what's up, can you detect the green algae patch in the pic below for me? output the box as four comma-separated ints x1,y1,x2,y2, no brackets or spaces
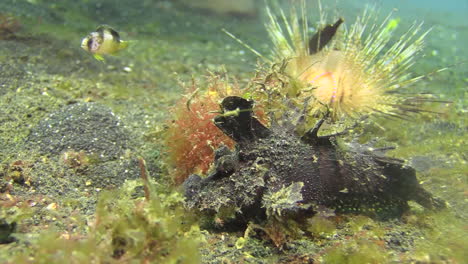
1,179,203,263
409,211,468,263
320,238,390,264
306,215,336,237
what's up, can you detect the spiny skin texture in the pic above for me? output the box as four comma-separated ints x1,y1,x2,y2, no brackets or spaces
183,97,444,221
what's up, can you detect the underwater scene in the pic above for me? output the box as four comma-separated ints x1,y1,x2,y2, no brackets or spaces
0,0,466,263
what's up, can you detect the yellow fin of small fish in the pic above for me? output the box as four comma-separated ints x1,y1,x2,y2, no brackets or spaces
93,54,105,62
118,40,129,51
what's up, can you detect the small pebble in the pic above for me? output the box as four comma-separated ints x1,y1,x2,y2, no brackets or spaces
46,203,58,210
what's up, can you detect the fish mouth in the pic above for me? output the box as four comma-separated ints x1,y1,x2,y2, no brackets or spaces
80,37,89,51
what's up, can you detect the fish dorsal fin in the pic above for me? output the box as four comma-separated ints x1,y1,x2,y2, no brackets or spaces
96,25,121,42
308,18,344,54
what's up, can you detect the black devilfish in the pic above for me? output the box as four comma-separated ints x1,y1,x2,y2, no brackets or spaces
183,96,445,222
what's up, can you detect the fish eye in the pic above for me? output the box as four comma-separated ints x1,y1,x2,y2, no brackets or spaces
87,39,94,50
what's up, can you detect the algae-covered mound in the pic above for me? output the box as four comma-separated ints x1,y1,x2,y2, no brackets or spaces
27,102,131,161
16,102,141,195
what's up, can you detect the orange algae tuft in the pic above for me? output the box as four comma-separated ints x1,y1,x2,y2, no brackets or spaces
164,78,241,185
